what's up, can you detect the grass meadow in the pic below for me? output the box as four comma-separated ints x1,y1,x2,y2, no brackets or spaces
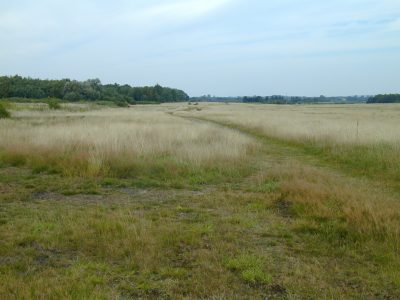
177,103,400,190
1,102,400,299
0,105,257,186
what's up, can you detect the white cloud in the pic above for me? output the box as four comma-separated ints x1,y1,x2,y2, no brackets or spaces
0,0,232,34
0,0,233,57
133,0,231,20
106,0,233,35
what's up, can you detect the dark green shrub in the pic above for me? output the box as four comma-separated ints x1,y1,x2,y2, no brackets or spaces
47,99,61,110
0,103,10,118
116,101,129,107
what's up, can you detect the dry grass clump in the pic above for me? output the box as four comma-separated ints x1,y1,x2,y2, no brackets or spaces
0,106,257,181
268,161,400,246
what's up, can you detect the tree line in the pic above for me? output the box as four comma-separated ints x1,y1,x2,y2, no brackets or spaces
191,95,369,104
191,95,370,104
0,75,189,104
242,95,371,104
367,94,400,103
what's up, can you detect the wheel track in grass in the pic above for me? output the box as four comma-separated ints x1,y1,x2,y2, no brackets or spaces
171,112,400,198
167,112,400,299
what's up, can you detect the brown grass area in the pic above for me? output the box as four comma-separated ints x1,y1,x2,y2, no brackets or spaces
0,106,257,182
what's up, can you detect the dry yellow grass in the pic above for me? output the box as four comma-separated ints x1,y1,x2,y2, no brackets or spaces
177,103,400,145
177,103,400,189
175,102,400,247
0,105,257,178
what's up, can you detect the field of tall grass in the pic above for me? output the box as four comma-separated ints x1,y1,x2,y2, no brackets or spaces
178,103,400,189
181,103,400,144
0,105,257,186
1,102,400,298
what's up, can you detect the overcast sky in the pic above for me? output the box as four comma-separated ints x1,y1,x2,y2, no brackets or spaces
1,0,399,96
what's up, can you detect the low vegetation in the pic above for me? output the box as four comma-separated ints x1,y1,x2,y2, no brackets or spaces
0,103,10,119
46,98,61,110
0,102,399,298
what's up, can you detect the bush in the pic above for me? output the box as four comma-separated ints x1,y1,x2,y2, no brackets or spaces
116,101,129,107
47,99,61,110
0,103,10,118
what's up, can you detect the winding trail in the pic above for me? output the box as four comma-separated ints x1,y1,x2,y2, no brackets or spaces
172,111,400,198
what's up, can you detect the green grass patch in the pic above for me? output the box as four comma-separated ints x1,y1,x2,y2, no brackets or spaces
226,254,272,285
0,148,255,189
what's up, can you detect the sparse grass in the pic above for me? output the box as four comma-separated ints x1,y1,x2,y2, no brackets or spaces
0,102,400,298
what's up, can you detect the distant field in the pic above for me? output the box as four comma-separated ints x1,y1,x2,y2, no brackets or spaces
179,103,400,144
0,102,399,299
